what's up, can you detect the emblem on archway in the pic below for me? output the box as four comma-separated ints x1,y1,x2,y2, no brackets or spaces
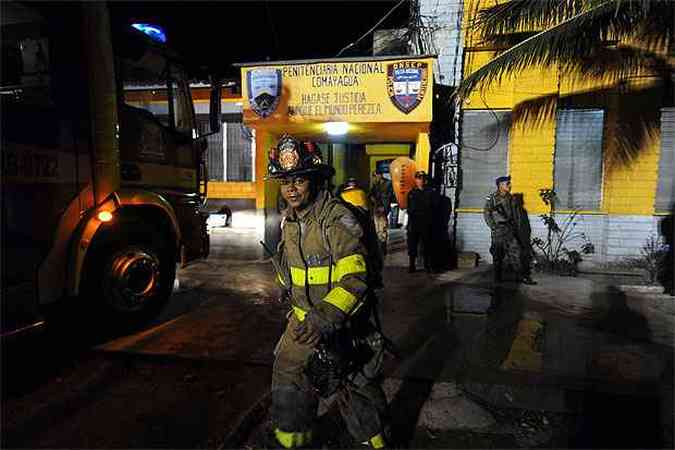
247,68,282,118
386,61,428,114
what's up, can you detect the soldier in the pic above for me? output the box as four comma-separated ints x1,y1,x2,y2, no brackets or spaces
406,171,437,273
483,176,536,284
266,134,388,449
369,169,393,216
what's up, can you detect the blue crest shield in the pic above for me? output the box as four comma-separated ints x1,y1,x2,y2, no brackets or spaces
387,62,428,114
247,68,282,118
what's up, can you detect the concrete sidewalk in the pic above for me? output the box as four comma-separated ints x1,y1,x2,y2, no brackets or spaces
231,245,674,448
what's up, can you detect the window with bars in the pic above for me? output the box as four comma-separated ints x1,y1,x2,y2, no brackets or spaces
459,110,510,208
554,109,605,210
196,115,254,182
655,107,674,213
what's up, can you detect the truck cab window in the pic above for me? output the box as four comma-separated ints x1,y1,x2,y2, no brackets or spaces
172,75,194,136
1,2,53,108
119,60,195,137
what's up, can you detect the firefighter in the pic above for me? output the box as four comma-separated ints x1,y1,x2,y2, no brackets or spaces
406,171,436,273
338,178,369,211
266,134,388,449
483,176,536,284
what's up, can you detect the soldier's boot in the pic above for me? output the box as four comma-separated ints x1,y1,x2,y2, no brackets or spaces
520,272,537,285
408,257,416,273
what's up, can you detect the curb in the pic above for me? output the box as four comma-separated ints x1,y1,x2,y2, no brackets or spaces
219,391,272,449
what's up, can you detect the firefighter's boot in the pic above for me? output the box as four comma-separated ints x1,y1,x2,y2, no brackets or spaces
362,432,387,449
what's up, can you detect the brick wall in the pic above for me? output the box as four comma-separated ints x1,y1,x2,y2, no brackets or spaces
456,211,662,264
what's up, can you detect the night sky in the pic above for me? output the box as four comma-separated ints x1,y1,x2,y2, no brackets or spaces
109,1,410,80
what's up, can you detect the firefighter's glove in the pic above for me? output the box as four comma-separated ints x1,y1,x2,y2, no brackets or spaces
294,302,345,346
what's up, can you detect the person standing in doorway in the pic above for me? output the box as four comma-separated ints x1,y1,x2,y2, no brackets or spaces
483,176,536,284
369,169,395,226
406,171,436,273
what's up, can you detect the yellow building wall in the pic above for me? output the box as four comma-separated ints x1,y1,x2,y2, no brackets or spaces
462,0,664,216
603,130,661,215
415,132,431,175
366,143,410,179
256,131,276,210
208,182,256,199
509,120,556,213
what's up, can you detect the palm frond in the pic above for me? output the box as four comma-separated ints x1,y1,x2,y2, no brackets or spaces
475,0,672,50
633,1,675,51
458,1,653,98
475,0,582,37
478,31,538,50
511,92,559,127
572,45,673,84
510,82,666,166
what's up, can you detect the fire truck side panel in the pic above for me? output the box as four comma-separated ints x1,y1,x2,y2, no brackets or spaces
1,4,98,331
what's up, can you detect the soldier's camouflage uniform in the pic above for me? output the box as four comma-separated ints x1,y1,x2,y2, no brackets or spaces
272,190,387,447
483,191,522,279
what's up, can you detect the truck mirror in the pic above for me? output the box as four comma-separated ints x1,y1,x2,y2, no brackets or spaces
209,81,222,134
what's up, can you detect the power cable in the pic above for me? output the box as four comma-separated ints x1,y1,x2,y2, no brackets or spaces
457,89,502,152
265,0,280,59
336,0,408,57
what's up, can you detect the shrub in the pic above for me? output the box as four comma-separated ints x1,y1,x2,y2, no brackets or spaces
531,188,595,276
622,235,669,284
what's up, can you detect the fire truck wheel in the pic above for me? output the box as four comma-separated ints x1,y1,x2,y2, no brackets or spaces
82,226,176,330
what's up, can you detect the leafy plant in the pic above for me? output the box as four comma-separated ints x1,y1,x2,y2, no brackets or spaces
622,234,669,284
531,188,595,276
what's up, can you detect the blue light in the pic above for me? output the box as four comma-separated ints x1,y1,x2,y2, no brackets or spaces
131,23,167,43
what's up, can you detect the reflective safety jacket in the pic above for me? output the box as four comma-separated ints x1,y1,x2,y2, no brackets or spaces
277,190,369,322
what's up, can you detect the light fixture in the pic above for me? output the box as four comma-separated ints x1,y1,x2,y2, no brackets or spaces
97,211,113,222
324,122,349,136
131,23,167,43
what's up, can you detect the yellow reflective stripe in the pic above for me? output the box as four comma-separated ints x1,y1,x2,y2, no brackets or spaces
335,254,367,281
290,265,339,286
307,266,331,285
277,273,287,287
323,286,358,314
289,254,366,287
292,305,307,322
367,433,386,449
274,428,312,448
290,266,306,286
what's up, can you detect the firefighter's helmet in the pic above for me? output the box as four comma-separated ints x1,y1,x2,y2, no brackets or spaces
266,134,335,180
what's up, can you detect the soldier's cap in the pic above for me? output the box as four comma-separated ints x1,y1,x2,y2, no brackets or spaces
265,134,335,180
495,175,511,186
414,170,428,179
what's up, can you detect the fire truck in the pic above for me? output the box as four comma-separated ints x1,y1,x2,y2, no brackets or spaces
1,3,221,336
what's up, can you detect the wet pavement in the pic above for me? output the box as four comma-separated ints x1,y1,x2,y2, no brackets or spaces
3,225,673,448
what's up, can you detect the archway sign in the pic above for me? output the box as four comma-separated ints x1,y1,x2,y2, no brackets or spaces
237,55,434,146
235,55,434,245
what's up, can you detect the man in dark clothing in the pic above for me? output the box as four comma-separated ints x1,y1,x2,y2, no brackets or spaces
369,170,394,216
406,171,437,273
483,176,536,284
